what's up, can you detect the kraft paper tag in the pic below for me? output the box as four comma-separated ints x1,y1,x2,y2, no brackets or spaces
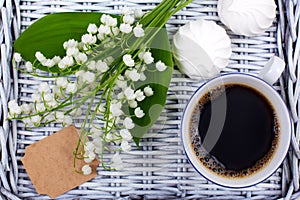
21,125,99,198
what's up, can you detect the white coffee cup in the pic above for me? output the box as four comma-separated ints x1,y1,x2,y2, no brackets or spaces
181,73,291,188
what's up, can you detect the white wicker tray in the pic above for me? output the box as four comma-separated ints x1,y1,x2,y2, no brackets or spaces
1,0,300,199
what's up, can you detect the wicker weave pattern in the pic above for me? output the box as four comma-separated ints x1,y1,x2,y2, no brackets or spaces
0,0,299,199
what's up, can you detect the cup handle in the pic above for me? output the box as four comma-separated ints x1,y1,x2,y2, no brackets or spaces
258,56,285,85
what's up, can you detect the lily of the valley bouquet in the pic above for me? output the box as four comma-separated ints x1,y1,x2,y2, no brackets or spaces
9,0,192,174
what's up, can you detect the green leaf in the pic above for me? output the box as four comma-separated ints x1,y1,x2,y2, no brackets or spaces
129,28,173,145
14,12,173,146
14,12,119,74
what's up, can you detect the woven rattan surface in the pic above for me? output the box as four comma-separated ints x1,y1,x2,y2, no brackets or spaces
1,0,300,199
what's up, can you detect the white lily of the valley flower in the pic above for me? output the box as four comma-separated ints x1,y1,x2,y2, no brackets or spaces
133,24,145,38
31,115,42,126
135,89,145,102
116,76,127,89
58,56,74,69
107,16,118,27
43,59,55,67
38,82,51,93
134,9,145,19
111,153,123,170
13,52,22,62
123,15,134,25
87,61,96,71
124,87,136,100
134,107,145,118
144,85,154,96
123,117,135,130
75,53,88,64
84,141,96,152
8,100,19,109
55,111,65,122
25,61,33,72
84,151,96,163
35,51,47,63
112,27,120,36
97,33,105,41
44,93,54,102
123,54,135,67
52,56,61,64
21,103,33,114
66,47,79,57
121,140,131,152
82,164,92,175
44,113,55,122
63,39,78,49
110,101,122,117
96,60,109,72
87,23,98,34
142,52,154,64
120,23,132,34
22,118,34,127
8,100,21,116
35,103,46,112
126,69,140,81
82,71,95,83
31,92,42,102
56,77,68,88
128,100,138,108
156,60,167,71
81,33,97,45
63,115,73,125
66,82,77,94
98,24,111,35
120,129,133,141
122,6,131,15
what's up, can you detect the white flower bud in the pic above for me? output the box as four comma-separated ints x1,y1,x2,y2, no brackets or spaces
133,24,145,38
66,82,77,94
38,82,51,93
135,89,145,102
127,69,140,81
66,47,79,57
120,23,132,34
75,53,88,64
111,153,123,170
121,140,131,152
56,77,68,88
87,23,98,34
98,24,111,35
128,100,137,108
35,51,47,63
142,52,154,64
134,9,144,19
25,62,33,72
123,15,134,25
123,117,135,129
13,53,22,62
81,34,97,45
96,60,109,72
134,107,145,118
82,164,92,175
120,128,133,141
123,54,134,67
144,86,154,96
155,60,167,71
124,87,136,100
63,39,78,49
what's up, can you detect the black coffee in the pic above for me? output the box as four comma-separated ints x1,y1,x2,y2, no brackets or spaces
190,83,279,178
